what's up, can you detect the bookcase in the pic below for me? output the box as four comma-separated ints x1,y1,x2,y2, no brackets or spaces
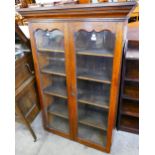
117,40,139,134
117,20,139,134
17,2,136,152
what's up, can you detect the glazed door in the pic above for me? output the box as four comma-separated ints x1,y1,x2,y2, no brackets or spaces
29,22,72,138
69,22,123,151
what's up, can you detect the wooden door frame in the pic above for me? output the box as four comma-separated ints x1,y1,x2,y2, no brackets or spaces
28,21,72,139
68,20,125,152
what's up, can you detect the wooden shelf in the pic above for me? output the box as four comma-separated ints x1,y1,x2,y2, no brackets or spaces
121,99,139,118
44,85,67,99
48,102,68,119
121,111,139,118
126,49,139,60
78,93,109,110
79,110,108,131
77,71,111,84
76,49,113,58
38,48,64,53
120,115,139,134
78,100,109,110
122,95,139,102
119,126,139,134
77,80,110,110
48,115,69,134
126,40,139,60
78,124,107,146
121,106,139,117
41,64,66,77
125,59,139,80
125,77,139,83
123,81,139,99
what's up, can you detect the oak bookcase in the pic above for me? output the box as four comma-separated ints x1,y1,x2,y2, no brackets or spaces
17,2,136,152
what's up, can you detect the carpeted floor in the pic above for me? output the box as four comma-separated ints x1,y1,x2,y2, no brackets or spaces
15,113,139,155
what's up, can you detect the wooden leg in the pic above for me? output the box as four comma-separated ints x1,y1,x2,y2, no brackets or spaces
15,104,37,142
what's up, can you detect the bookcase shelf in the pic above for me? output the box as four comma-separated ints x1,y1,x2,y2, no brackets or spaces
120,115,139,133
41,64,66,77
48,101,69,119
77,71,111,84
44,85,67,99
78,109,108,131
121,100,139,118
48,115,69,134
78,124,107,146
122,95,139,102
76,49,114,58
38,48,64,53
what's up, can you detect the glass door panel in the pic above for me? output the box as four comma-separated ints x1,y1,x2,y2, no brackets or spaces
75,30,115,56
34,29,69,134
74,29,116,147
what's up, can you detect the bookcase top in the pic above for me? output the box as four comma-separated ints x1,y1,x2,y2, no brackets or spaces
16,2,137,20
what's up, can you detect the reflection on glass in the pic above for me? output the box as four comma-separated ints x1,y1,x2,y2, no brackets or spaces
35,29,64,51
75,30,115,55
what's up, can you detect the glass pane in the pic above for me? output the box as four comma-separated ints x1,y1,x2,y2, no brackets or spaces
75,29,115,147
35,29,64,51
75,30,115,56
38,52,66,76
34,29,69,134
78,80,110,109
77,55,113,83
